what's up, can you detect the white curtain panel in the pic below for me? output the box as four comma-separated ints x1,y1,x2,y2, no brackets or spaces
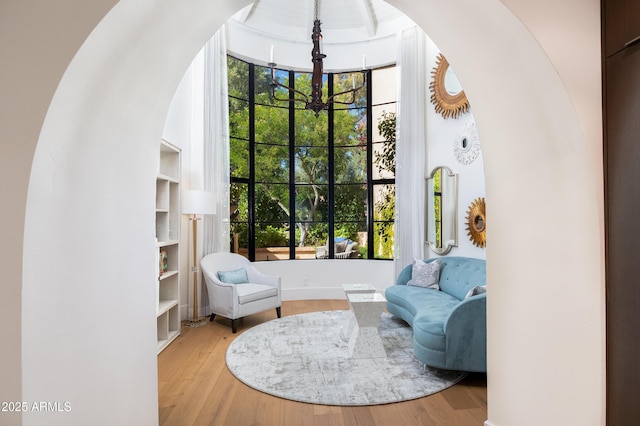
203,26,231,254
394,26,428,278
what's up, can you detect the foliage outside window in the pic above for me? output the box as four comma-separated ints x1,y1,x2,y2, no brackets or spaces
432,167,442,248
228,56,396,260
374,111,396,259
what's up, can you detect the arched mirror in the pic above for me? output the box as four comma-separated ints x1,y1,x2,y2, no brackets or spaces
426,166,458,255
429,53,470,119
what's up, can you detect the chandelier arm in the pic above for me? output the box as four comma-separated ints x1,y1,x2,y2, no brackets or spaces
270,68,310,104
272,93,310,104
271,85,310,104
325,85,365,105
324,71,366,105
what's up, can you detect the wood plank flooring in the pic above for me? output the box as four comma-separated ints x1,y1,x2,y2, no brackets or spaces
158,300,487,426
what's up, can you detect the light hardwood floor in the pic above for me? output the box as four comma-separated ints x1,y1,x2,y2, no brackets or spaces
158,299,487,426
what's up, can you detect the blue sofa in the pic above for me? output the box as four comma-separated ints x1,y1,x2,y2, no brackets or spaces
385,257,487,372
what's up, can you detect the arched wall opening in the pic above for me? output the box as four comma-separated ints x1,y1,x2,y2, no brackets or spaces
18,0,603,425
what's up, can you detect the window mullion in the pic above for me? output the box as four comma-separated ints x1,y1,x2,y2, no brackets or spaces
289,70,296,259
248,64,256,261
366,69,374,260
328,73,335,258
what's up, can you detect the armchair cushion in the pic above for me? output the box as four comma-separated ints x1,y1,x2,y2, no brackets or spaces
217,267,249,284
237,284,278,304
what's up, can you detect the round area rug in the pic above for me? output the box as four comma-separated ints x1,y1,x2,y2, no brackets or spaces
225,310,467,406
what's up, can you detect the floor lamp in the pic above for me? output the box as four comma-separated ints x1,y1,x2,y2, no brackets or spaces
181,190,216,328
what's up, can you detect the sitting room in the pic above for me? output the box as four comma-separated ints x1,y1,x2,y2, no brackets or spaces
154,5,492,420
2,0,611,425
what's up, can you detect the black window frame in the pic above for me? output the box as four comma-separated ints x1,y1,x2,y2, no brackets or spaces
228,56,395,261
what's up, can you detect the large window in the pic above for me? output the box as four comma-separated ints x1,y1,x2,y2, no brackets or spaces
228,56,396,260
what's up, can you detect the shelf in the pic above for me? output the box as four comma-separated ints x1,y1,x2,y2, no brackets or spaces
157,173,179,183
158,299,179,315
159,270,178,281
157,330,180,354
156,140,180,354
157,240,179,248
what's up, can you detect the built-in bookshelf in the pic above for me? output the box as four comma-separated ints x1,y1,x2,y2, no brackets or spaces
156,140,181,353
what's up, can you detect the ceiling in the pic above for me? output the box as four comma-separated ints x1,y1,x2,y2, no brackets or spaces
226,0,417,71
230,0,415,44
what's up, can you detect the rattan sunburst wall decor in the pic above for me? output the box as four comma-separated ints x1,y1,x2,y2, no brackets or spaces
429,53,470,119
465,197,486,248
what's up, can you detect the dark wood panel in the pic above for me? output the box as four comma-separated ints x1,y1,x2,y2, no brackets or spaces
605,42,640,425
604,0,640,57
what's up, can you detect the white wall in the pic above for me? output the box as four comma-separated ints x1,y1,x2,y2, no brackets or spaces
0,0,603,425
0,2,120,421
425,37,487,260
161,49,206,320
20,1,249,424
254,260,395,300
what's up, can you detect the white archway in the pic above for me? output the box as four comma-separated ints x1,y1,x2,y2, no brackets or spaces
20,0,603,425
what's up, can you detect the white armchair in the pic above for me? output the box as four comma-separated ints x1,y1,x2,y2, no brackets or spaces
201,252,281,333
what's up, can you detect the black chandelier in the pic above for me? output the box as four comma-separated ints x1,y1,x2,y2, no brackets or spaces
268,0,366,117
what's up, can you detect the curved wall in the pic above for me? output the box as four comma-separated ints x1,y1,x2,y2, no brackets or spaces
0,0,602,425
226,17,414,72
254,259,395,300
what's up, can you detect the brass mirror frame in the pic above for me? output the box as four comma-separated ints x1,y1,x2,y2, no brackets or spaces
426,166,458,255
465,197,486,248
429,53,470,119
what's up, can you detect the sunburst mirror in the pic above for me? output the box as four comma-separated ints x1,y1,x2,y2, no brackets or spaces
429,53,470,119
454,122,481,165
465,197,486,248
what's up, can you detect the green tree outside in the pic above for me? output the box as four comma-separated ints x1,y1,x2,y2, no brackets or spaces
228,57,394,259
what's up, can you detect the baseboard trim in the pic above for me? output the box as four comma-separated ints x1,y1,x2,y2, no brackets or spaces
283,287,350,300
484,420,494,426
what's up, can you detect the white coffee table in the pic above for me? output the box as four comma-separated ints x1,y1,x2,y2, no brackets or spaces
346,292,387,358
342,283,376,294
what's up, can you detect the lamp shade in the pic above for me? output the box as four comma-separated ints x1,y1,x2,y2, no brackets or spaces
181,190,216,215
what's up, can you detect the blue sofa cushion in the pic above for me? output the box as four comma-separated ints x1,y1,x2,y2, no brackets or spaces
386,285,459,324
413,316,448,352
437,257,486,300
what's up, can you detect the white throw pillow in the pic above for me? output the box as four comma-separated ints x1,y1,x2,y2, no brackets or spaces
407,259,441,289
465,285,487,298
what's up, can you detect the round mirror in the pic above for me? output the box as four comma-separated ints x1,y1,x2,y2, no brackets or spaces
444,66,463,96
454,121,481,165
429,53,470,119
